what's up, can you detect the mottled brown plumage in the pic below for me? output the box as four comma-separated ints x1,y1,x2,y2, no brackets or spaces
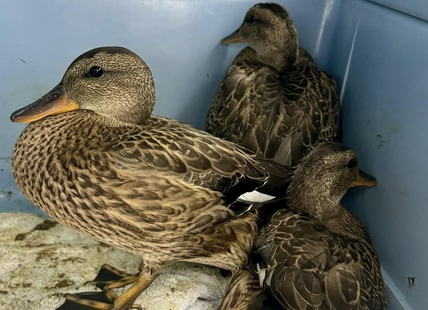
249,142,386,310
10,46,293,310
206,3,340,166
219,269,282,310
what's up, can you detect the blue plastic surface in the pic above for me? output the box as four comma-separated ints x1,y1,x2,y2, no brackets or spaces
328,1,427,309
1,0,427,309
367,0,428,23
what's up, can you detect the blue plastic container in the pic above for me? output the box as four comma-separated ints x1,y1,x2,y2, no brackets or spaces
1,1,426,309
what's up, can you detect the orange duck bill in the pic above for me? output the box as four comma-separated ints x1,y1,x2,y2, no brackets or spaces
221,29,246,45
351,169,377,187
10,84,79,123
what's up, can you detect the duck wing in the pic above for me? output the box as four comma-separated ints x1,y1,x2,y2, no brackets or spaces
88,116,292,219
251,209,385,310
206,59,280,157
219,269,282,310
206,48,340,166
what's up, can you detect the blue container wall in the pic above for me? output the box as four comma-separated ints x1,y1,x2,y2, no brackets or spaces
327,1,428,310
0,0,426,309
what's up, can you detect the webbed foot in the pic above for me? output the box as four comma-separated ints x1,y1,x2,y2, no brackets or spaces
86,264,139,290
56,263,155,310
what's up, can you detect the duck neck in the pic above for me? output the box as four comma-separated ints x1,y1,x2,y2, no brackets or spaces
287,171,371,243
93,89,155,126
288,182,371,243
256,44,298,72
287,167,340,221
324,206,372,243
248,24,299,72
96,108,152,127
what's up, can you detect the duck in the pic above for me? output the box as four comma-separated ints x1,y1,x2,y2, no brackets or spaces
205,3,340,167
218,269,282,310
244,142,386,310
10,46,294,310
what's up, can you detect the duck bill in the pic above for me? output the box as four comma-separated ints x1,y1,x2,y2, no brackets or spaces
221,29,246,45
10,84,79,123
351,169,377,187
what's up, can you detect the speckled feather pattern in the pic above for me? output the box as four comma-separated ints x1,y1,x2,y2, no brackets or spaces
9,45,299,310
206,47,340,165
252,208,386,310
249,143,386,310
11,110,291,272
218,269,281,310
206,2,340,166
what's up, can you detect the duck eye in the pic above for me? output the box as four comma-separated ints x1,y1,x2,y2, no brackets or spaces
246,15,257,23
347,158,358,169
89,66,103,78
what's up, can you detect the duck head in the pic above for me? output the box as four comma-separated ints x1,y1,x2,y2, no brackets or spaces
222,3,298,72
287,142,377,221
10,46,155,125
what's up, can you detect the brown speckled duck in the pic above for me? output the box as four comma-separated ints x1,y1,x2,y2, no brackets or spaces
218,269,282,310
206,3,340,166
222,142,385,310
10,46,294,310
